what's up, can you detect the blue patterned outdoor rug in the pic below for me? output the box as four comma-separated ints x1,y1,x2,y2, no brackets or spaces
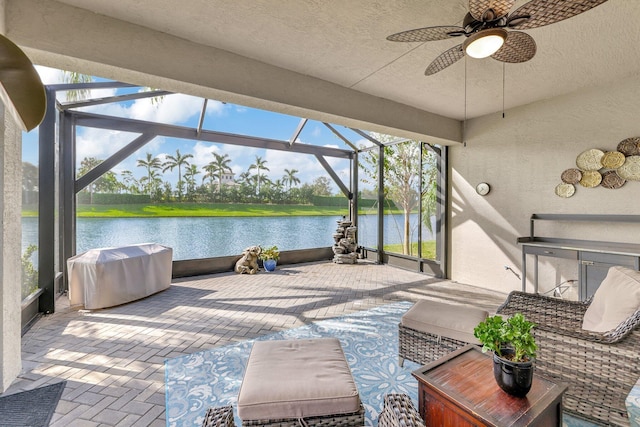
165,301,596,427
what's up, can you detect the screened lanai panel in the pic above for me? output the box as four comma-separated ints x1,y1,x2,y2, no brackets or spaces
356,196,378,249
356,137,442,262
22,128,40,300
73,91,213,129
204,104,304,141
297,121,365,151
383,141,421,256
45,73,447,276
73,127,352,260
421,144,439,260
357,141,376,250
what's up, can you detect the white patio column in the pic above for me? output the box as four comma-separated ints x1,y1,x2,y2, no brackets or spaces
0,100,23,392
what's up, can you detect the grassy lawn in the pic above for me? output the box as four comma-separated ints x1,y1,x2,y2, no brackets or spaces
70,203,350,218
384,241,437,260
22,202,404,218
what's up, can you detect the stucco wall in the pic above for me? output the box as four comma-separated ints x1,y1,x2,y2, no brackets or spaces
449,73,640,298
0,102,23,392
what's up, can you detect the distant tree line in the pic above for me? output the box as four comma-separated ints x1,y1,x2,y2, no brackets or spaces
22,151,337,205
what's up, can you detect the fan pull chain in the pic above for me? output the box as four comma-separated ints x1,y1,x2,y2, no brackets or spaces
502,62,506,119
463,56,467,147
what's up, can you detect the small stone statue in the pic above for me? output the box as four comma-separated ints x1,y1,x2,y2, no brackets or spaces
235,245,262,274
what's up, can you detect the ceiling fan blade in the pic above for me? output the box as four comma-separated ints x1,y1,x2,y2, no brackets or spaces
508,0,609,30
469,0,516,21
387,26,465,43
491,31,537,63
425,44,465,76
0,34,46,131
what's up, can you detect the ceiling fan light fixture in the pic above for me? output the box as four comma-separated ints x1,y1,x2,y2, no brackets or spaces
463,28,507,59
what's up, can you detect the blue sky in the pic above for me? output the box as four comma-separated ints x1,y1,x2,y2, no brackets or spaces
23,66,379,193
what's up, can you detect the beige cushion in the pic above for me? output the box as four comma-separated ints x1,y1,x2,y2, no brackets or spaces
582,266,640,333
401,299,488,344
237,338,360,421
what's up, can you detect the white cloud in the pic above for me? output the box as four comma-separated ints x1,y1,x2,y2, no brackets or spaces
76,129,141,167
136,136,165,154
128,93,202,124
191,142,218,168
206,100,226,116
323,143,340,149
75,130,172,179
72,89,223,180
34,66,65,84
223,145,262,172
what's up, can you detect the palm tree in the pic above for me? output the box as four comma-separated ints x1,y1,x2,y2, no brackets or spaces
236,171,256,203
202,163,216,200
202,164,216,186
248,155,269,196
162,149,193,201
63,71,164,104
140,169,162,200
63,71,93,102
205,153,232,197
77,156,103,203
237,171,253,185
283,168,300,192
270,178,285,203
120,170,141,194
137,152,162,195
183,164,200,201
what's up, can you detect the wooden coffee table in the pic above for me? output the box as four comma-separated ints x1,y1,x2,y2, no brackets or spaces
412,345,567,427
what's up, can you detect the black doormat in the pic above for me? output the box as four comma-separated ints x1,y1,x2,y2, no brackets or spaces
0,381,66,426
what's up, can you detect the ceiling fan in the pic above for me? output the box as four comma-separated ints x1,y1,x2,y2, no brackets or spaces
387,0,609,76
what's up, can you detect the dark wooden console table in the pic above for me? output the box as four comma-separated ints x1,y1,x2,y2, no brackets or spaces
412,345,566,427
519,214,640,300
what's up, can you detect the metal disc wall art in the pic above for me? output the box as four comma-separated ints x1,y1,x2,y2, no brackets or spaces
617,156,640,181
561,168,582,184
601,151,625,169
579,170,602,188
575,149,604,171
555,183,575,198
600,171,626,189
617,137,640,156
556,137,640,197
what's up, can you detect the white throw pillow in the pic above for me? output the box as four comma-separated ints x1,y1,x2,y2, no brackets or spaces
582,266,640,333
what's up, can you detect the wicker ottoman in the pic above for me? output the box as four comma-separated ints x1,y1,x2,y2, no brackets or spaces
399,299,488,366
237,338,364,427
202,406,236,427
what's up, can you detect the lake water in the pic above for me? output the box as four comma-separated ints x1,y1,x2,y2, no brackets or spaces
22,214,434,260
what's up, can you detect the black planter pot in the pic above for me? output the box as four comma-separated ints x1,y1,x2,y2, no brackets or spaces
492,349,534,397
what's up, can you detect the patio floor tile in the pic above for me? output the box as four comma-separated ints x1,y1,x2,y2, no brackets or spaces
9,261,506,426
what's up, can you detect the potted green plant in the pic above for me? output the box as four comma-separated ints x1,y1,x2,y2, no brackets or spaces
473,313,537,397
259,245,279,272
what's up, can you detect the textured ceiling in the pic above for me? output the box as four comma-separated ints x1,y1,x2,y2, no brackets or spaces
41,0,640,120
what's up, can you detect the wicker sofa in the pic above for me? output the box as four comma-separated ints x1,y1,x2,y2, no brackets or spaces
497,290,640,426
378,394,424,427
398,299,488,367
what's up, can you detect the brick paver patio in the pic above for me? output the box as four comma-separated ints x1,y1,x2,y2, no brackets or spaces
9,261,507,426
